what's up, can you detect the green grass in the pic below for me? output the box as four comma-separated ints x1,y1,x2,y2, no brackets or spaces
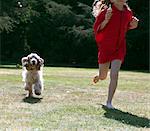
0,66,150,130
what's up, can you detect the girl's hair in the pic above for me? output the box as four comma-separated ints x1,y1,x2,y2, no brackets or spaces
92,0,131,18
92,0,110,17
124,3,131,11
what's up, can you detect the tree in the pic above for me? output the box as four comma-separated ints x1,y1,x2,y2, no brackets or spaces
0,0,148,69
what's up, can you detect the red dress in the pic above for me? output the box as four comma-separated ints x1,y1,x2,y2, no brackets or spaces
93,5,133,64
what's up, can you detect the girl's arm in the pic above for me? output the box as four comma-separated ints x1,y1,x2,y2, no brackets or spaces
128,16,139,30
93,10,106,34
96,6,112,32
97,18,109,31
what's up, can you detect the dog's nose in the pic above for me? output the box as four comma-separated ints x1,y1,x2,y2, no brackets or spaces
32,60,36,65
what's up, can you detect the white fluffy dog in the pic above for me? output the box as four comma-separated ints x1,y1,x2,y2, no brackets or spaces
21,53,44,97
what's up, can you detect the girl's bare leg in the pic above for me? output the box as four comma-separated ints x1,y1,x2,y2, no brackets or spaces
93,62,110,83
106,59,122,109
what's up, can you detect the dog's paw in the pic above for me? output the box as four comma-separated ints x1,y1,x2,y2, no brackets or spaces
35,90,41,95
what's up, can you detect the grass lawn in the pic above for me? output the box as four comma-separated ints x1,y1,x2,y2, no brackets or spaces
0,66,149,130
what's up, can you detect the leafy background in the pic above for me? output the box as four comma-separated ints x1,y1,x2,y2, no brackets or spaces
0,0,149,69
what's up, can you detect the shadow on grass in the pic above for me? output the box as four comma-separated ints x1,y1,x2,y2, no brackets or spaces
102,105,150,128
23,97,43,104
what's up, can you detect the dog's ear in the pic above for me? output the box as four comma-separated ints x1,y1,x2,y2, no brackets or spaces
36,58,44,70
39,58,44,66
21,57,28,66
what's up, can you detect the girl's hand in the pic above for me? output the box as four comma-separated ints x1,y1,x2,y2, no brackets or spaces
129,16,139,29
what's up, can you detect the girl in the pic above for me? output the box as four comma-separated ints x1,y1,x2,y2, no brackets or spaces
92,0,139,109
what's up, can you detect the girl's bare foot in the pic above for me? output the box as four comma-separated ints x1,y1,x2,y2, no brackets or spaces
106,102,115,109
93,75,99,83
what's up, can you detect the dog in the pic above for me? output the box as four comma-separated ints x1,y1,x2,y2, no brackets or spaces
21,53,44,97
